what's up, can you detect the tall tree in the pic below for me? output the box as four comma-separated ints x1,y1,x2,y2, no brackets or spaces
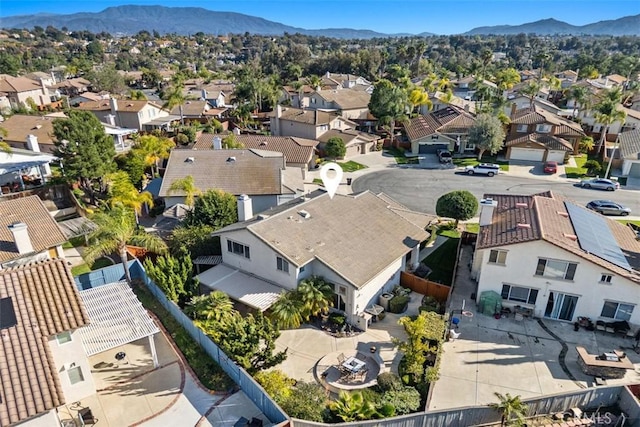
408,87,431,116
368,79,410,146
469,113,506,160
325,136,346,159
168,175,202,207
270,291,304,329
568,85,589,118
105,171,153,220
594,99,626,155
163,83,186,125
144,248,198,304
84,206,167,284
184,189,238,229
53,110,116,194
436,190,479,226
135,134,175,176
519,81,541,109
297,276,333,321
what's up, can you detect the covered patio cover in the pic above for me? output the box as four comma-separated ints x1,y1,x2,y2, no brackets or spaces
196,263,284,312
79,281,161,366
0,155,53,175
56,216,97,239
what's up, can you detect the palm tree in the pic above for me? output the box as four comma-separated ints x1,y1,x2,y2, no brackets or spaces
305,75,323,92
568,86,589,118
136,134,175,176
84,205,167,284
489,392,528,426
163,84,186,125
269,291,304,329
185,291,235,323
297,276,333,320
437,89,455,104
168,175,202,207
408,87,431,116
520,81,541,109
329,391,379,422
105,171,153,221
480,48,494,79
594,100,626,155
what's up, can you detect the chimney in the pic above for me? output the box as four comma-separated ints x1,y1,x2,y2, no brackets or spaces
276,104,282,118
479,198,498,226
8,223,34,254
510,103,518,117
109,97,118,115
237,194,253,221
26,134,40,152
106,114,116,126
212,136,222,150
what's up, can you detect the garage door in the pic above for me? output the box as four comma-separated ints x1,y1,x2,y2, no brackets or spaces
546,150,566,163
629,163,640,178
510,147,544,161
419,143,448,154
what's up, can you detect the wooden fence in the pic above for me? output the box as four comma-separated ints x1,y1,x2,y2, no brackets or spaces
400,271,451,303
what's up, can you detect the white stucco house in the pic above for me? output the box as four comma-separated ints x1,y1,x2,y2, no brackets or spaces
472,191,640,327
618,128,640,177
197,191,433,330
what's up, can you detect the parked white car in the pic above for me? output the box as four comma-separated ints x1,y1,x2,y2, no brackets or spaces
463,163,500,176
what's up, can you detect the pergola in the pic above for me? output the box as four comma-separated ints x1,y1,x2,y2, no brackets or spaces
78,281,160,367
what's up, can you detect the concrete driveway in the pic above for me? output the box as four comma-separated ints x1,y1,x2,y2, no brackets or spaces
429,242,640,411
506,160,566,181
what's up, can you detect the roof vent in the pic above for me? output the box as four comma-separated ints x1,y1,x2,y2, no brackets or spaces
563,233,578,241
298,210,311,219
257,214,269,220
515,202,528,208
557,211,569,217
226,156,236,163
185,157,195,163
35,124,42,129
260,141,268,146
517,223,531,229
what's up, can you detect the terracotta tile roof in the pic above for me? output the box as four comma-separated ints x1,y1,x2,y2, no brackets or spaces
404,106,475,142
477,192,640,283
170,100,211,117
314,89,371,110
619,128,640,159
0,259,89,426
194,134,318,164
159,149,286,197
511,106,584,135
506,133,574,151
317,129,379,146
53,78,91,90
77,99,162,113
0,114,58,146
0,196,67,263
276,106,337,125
215,191,430,288
0,75,43,93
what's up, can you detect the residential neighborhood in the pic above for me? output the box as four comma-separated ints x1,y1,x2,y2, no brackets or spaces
2,4,640,427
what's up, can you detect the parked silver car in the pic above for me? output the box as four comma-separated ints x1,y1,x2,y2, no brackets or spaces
579,178,620,191
586,200,631,216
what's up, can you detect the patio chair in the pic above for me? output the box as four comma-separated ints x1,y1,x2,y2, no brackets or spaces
78,408,98,426
357,367,369,381
337,353,346,364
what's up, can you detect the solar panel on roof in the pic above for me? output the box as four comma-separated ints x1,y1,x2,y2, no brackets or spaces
0,297,17,329
565,202,632,271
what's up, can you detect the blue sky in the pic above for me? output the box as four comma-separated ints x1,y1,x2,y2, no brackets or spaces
1,0,639,35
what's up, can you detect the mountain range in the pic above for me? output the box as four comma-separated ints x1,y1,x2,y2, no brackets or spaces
1,6,639,38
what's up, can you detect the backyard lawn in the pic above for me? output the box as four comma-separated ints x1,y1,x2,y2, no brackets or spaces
421,238,459,286
452,156,509,171
336,160,368,172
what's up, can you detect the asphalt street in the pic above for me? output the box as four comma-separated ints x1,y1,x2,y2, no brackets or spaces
352,168,640,216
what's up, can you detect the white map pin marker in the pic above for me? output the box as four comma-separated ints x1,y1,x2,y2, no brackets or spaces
319,162,343,199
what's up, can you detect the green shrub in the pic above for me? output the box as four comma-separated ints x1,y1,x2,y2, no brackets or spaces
328,312,346,326
381,386,421,415
388,295,410,313
254,369,295,404
584,159,602,176
279,382,328,422
376,372,403,392
175,133,189,145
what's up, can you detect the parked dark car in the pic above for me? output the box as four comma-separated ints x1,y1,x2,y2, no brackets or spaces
586,200,631,216
436,149,452,163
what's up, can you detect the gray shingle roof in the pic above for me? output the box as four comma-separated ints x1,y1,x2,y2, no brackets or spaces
506,133,574,151
194,134,318,164
619,128,640,159
158,149,287,197
404,106,475,142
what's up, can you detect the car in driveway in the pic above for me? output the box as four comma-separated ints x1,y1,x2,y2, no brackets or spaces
463,163,500,176
436,149,452,163
543,161,558,174
579,178,620,191
586,200,631,216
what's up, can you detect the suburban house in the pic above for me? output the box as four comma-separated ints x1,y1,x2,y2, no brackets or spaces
0,75,53,109
502,95,568,117
618,128,640,177
579,103,640,144
505,106,585,162
424,91,476,115
317,129,380,159
170,100,215,122
0,114,61,153
68,91,108,107
471,192,640,325
198,191,432,330
0,259,91,426
0,147,55,195
307,89,371,120
554,70,579,89
280,84,315,108
320,72,373,92
159,149,304,211
0,195,67,268
52,77,92,97
271,105,356,140
76,98,172,131
404,106,477,154
194,133,319,171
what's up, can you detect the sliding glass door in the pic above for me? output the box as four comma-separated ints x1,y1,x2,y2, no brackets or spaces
544,292,578,321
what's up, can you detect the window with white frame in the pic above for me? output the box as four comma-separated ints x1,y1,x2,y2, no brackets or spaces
56,331,72,345
536,124,552,133
535,258,577,280
516,124,528,133
276,256,289,273
599,274,613,284
501,284,538,304
68,366,85,385
227,239,250,259
601,301,634,321
488,249,507,265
